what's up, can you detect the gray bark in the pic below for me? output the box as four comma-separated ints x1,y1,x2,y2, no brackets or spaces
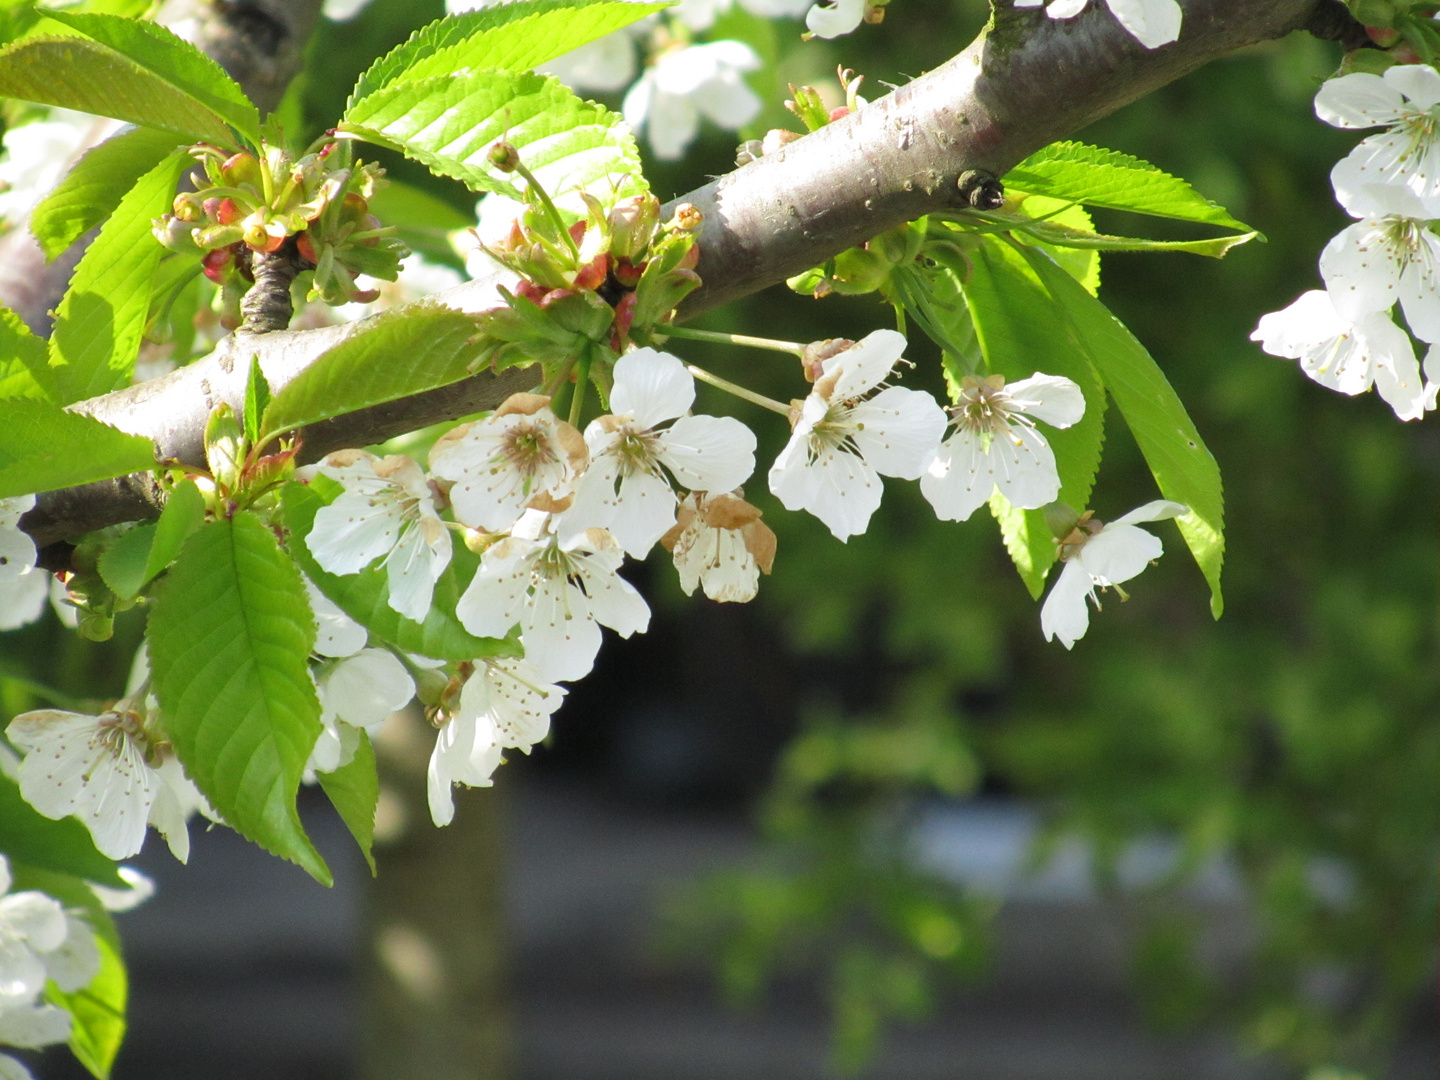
21,0,1346,548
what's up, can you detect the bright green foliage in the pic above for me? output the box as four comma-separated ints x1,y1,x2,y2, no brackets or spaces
28,126,183,261
962,236,1107,597
283,480,521,662
260,302,485,440
318,732,379,874
143,478,205,583
243,356,271,448
0,400,157,500
366,179,474,270
351,0,668,103
340,71,645,202
96,522,156,601
148,514,330,884
1011,195,1101,294
1005,141,1254,231
1022,246,1226,617
0,772,124,886
1014,214,1258,258
47,150,192,404
36,10,259,142
0,306,53,401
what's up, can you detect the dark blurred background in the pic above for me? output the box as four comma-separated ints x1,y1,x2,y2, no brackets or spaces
7,0,1438,1077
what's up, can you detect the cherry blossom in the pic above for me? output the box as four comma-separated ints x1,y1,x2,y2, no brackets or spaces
569,348,757,558
623,42,762,161
804,0,867,39
427,658,565,826
0,495,45,632
920,373,1085,522
1317,183,1440,343
660,491,776,602
429,394,588,534
1251,290,1426,421
456,511,650,683
1014,0,1181,50
307,450,453,623
1040,500,1187,649
6,695,207,862
1315,65,1440,219
768,329,946,541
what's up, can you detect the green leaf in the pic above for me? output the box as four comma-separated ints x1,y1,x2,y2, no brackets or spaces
244,355,271,447
260,301,485,440
1014,195,1101,294
0,36,238,145
0,400,156,500
29,126,183,261
961,236,1107,597
143,478,205,583
96,522,156,600
148,513,331,884
47,149,192,404
340,70,645,202
54,932,127,1080
1016,216,1258,258
10,864,129,1080
366,180,473,271
38,10,259,142
1020,245,1225,617
318,732,378,875
283,480,520,662
0,772,125,886
0,305,54,401
1005,141,1254,233
352,0,668,103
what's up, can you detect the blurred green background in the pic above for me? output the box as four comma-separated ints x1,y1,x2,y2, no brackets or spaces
3,1,1435,1077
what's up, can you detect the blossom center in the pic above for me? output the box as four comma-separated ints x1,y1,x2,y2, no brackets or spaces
496,421,561,489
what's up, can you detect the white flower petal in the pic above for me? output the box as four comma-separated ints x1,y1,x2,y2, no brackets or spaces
1040,559,1094,649
1315,72,1407,130
1079,522,1164,584
319,649,415,733
521,576,602,683
805,0,864,37
608,468,678,559
991,423,1064,510
43,914,99,993
849,386,947,480
1319,219,1403,320
456,538,534,640
657,414,757,493
304,577,367,658
609,348,695,429
0,1003,70,1049
1004,373,1086,428
825,329,907,401
1111,499,1188,526
1104,0,1181,49
920,429,991,522
1384,63,1440,111
0,569,48,632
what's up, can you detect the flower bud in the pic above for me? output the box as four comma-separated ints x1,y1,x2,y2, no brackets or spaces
215,198,244,226
195,222,245,249
153,215,199,252
221,151,262,190
488,140,521,173
172,192,205,222
608,194,660,260
201,246,235,283
295,231,318,265
670,203,703,232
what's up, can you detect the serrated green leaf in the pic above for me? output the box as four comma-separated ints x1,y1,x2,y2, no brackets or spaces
244,355,270,447
366,179,473,271
47,149,192,404
143,478,205,582
29,126,183,261
340,70,645,202
1015,195,1101,294
318,732,378,875
0,36,237,145
961,236,1107,597
0,305,54,401
0,400,156,500
283,480,520,662
39,10,259,142
1020,245,1225,617
148,514,331,884
352,0,668,103
1017,217,1258,258
1005,141,1253,233
0,772,125,886
260,301,485,440
96,522,155,600
50,933,126,1080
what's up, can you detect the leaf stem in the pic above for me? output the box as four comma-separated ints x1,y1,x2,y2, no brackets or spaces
661,324,807,357
686,364,792,416
513,160,580,263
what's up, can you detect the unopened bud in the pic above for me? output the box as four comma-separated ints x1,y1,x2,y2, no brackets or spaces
670,203,702,231
488,140,521,173
295,231,318,265
801,338,854,382
201,246,235,283
153,216,199,252
609,194,660,259
172,192,205,222
221,151,262,189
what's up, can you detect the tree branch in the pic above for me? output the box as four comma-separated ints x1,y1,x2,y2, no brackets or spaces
24,0,1327,548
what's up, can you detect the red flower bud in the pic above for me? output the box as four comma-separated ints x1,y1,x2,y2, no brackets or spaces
573,253,609,292
202,246,235,283
295,232,317,265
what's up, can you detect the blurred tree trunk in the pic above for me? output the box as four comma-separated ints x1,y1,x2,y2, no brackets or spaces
364,709,513,1080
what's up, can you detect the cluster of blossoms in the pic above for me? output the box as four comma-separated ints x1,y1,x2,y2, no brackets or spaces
1253,63,1440,420
0,855,101,1080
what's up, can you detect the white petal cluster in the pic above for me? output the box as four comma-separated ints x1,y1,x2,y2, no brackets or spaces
7,697,208,862
769,329,947,540
303,579,415,777
307,450,453,622
1013,0,1181,50
1254,64,1440,421
0,497,46,633
1040,500,1187,649
569,348,757,558
0,854,100,1079
921,373,1085,522
427,658,565,826
457,510,650,684
623,42,762,161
